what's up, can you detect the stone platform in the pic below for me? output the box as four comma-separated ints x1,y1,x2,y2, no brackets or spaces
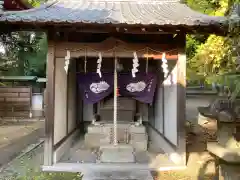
83,170,154,180
84,122,148,151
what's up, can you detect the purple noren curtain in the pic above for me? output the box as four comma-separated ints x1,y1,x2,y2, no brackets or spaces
77,72,157,104
118,72,157,104
77,72,114,104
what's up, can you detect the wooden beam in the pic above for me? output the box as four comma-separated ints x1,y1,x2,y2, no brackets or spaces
143,54,178,60
176,34,186,165
44,41,55,166
0,22,226,36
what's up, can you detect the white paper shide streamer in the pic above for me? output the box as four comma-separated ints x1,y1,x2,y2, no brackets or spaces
64,50,71,73
132,52,139,78
161,52,171,85
96,52,102,78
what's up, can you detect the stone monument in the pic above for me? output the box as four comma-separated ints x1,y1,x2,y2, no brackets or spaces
207,109,240,180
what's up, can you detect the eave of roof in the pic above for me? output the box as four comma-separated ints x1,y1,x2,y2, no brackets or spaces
0,0,229,34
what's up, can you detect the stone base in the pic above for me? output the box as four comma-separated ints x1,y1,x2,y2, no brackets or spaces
198,113,209,126
219,163,240,180
207,142,240,163
100,145,135,163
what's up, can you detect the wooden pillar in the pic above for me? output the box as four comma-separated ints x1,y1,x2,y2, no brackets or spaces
44,42,55,166
54,57,68,145
176,34,186,165
67,59,77,133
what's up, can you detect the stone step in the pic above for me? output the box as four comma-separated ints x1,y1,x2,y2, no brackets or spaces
85,124,148,149
82,170,154,180
99,145,135,163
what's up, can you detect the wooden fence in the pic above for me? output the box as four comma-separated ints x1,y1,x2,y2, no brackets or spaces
0,87,32,118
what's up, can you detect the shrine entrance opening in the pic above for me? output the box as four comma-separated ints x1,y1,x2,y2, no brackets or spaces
77,56,158,125
75,55,158,150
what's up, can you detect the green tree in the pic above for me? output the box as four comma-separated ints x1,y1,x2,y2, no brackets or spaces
0,31,47,76
0,0,48,77
186,0,240,98
21,0,47,7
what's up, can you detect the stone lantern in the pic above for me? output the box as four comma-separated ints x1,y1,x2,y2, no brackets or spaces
217,111,240,151
207,103,240,180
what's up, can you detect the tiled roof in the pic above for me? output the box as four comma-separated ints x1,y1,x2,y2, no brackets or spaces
0,0,226,27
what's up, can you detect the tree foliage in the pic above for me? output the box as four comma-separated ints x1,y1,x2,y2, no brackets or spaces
0,31,47,76
22,0,47,7
0,0,47,77
185,0,240,99
186,0,240,96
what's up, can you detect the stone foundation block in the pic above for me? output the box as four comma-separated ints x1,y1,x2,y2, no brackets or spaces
87,125,111,134
129,125,146,134
130,133,148,151
131,140,148,151
84,133,110,148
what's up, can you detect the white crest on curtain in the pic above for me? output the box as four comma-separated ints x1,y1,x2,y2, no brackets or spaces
90,81,110,94
126,81,146,92
64,50,71,73
132,52,139,78
96,52,102,78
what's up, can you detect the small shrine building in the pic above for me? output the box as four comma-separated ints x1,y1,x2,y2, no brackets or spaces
0,0,230,174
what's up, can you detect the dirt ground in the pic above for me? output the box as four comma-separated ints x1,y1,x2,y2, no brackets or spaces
157,119,218,180
0,120,43,148
0,120,44,168
158,96,239,180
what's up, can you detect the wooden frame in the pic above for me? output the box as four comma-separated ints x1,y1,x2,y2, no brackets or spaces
176,34,187,165
43,34,187,168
